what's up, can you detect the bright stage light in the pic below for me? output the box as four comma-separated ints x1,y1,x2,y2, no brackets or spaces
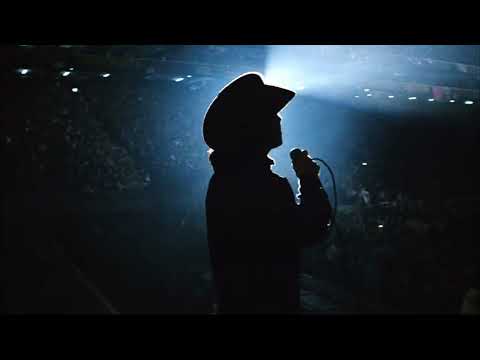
173,77,185,82
465,100,474,105
265,45,476,114
72,87,79,93
428,98,435,102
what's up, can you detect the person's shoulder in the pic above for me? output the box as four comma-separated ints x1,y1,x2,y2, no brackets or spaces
207,173,249,199
270,171,287,183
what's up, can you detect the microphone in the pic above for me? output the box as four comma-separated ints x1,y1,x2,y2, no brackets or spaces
290,147,315,174
290,147,337,228
289,148,305,162
290,148,308,165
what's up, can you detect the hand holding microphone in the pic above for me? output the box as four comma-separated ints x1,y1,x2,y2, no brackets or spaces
290,148,320,179
290,148,337,228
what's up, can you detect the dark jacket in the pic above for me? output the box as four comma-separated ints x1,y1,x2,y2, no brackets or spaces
206,152,332,313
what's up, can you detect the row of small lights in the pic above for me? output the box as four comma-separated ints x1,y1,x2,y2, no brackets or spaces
17,68,111,93
173,75,192,82
18,68,192,93
18,68,110,78
355,88,475,105
20,68,473,105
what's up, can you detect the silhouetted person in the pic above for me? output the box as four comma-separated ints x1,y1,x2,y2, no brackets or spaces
203,73,332,314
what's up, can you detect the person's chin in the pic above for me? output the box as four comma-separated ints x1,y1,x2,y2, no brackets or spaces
271,137,282,149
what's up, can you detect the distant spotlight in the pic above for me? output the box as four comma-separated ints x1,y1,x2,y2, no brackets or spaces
18,68,30,75
464,100,474,105
186,75,192,78
363,88,370,92
362,162,368,166
378,224,384,229
354,95,360,98
61,71,71,77
428,98,435,102
69,67,74,71
388,95,395,99
101,73,111,78
408,97,417,100
72,87,79,93
173,77,185,82
449,99,455,103
366,93,372,97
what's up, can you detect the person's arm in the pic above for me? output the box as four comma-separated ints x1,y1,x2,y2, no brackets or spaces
294,175,332,248
291,150,332,248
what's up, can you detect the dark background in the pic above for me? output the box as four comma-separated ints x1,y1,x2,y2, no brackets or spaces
2,45,479,314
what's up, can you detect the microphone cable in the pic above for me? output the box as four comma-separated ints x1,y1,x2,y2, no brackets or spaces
311,157,337,230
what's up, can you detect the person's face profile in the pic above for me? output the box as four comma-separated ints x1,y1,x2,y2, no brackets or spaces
271,113,283,148
252,111,282,151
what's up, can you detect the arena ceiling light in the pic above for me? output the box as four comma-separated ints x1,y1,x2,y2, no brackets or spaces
449,99,455,103
464,100,474,105
61,71,71,77
428,98,435,102
388,95,395,99
101,73,111,78
173,77,185,82
408,97,417,100
17,68,31,75
72,87,79,93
